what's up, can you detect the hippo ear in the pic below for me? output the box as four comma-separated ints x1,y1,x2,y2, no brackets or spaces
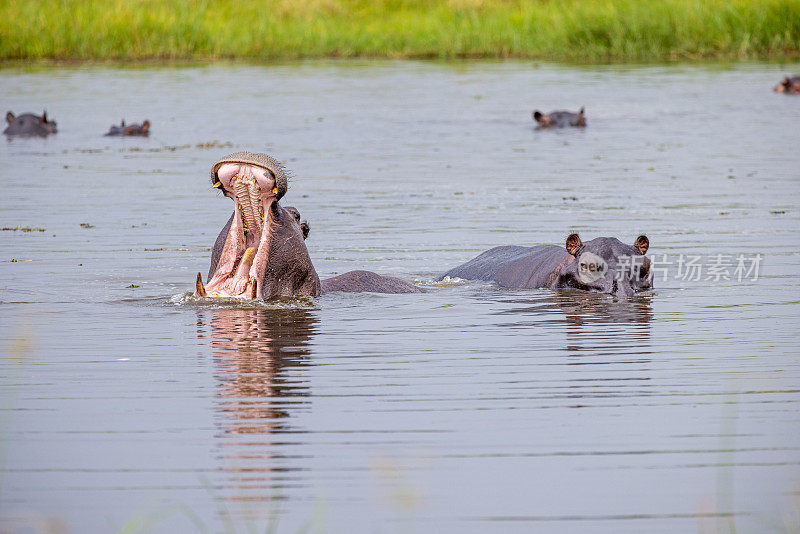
41,111,48,123
578,106,585,116
300,221,310,239
634,235,649,255
533,111,544,123
566,233,582,256
6,111,14,124
141,120,150,133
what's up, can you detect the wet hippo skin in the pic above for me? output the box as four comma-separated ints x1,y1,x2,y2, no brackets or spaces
321,270,424,294
532,107,586,128
440,233,652,297
4,111,57,136
105,119,150,136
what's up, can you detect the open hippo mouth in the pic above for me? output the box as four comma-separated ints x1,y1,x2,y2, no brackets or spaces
196,153,287,299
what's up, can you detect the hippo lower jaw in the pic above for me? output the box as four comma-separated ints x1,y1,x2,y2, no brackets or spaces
197,166,279,299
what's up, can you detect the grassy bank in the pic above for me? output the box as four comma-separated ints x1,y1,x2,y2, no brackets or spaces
1,0,799,62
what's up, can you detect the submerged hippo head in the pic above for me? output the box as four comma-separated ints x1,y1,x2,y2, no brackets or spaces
195,152,321,300
105,119,150,136
532,107,586,128
4,111,57,136
558,234,651,297
774,75,800,94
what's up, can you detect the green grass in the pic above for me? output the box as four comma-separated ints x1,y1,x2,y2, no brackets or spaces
1,0,799,62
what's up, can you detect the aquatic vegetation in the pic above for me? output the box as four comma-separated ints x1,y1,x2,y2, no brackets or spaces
1,0,798,62
1,226,45,232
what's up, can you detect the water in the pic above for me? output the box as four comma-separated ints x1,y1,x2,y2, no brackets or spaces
1,61,799,533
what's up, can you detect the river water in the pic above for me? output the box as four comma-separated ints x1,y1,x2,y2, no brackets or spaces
1,61,799,533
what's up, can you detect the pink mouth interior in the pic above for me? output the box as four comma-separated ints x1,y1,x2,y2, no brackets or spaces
201,163,277,299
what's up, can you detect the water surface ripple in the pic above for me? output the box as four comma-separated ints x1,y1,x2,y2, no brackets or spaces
1,61,799,533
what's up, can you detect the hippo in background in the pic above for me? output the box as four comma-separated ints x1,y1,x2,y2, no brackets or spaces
439,233,651,298
195,152,422,300
532,107,586,128
105,119,150,136
4,111,57,136
774,75,800,94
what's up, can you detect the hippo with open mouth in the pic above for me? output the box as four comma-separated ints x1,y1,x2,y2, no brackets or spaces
439,233,652,297
4,111,57,136
532,107,586,128
196,152,321,299
774,75,800,94
105,119,150,136
195,152,422,300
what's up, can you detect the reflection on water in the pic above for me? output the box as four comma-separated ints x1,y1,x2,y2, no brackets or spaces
550,291,653,327
495,291,652,353
199,306,318,503
204,306,317,433
497,291,654,326
0,61,798,534
552,292,652,358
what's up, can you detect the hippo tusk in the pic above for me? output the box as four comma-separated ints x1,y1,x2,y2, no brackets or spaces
250,280,258,299
196,272,208,297
227,247,259,296
212,181,222,188
239,247,258,272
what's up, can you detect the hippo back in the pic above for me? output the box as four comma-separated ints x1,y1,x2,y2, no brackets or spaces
440,245,572,289
322,270,423,294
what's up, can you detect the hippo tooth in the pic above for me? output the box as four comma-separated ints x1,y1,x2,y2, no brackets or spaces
238,203,249,233
232,246,258,283
195,272,207,297
240,246,257,268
